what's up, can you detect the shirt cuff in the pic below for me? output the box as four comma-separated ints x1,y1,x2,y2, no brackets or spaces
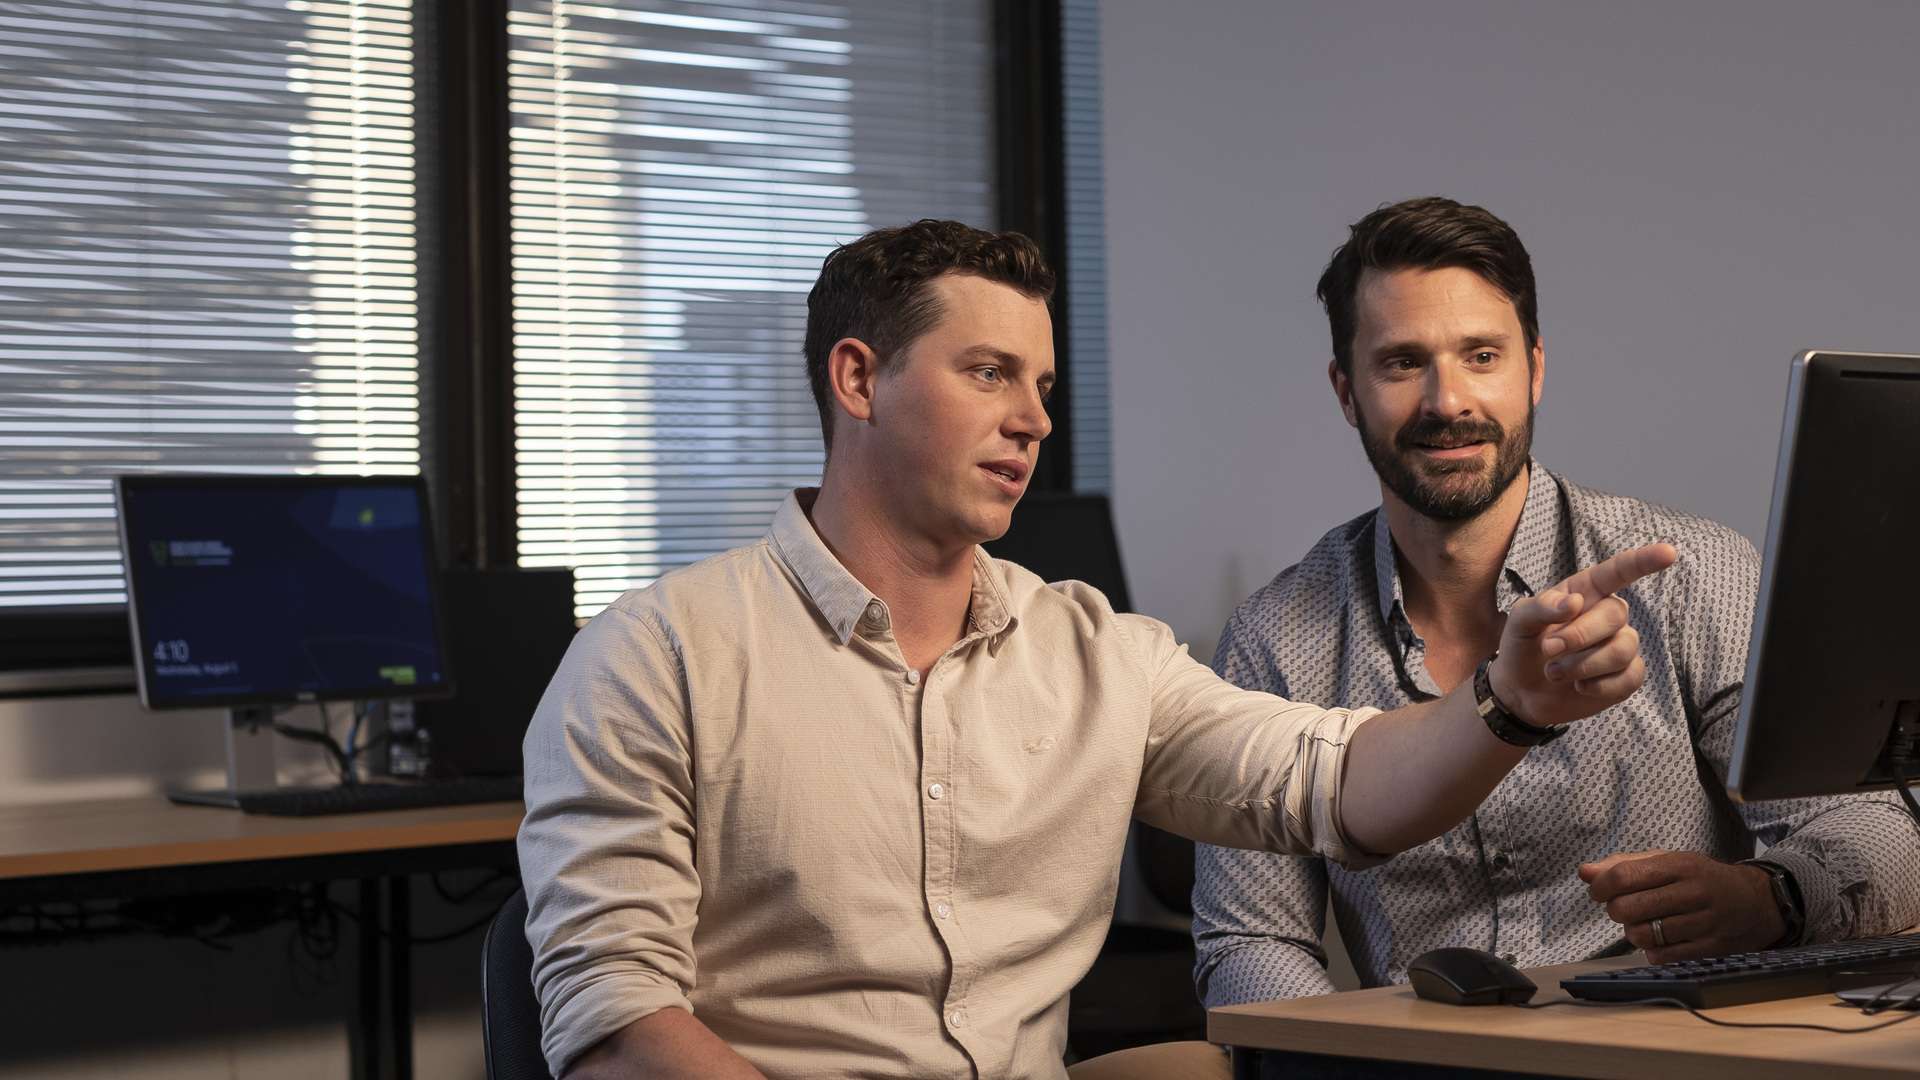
1199,940,1338,1008
1292,706,1386,871
540,968,693,1077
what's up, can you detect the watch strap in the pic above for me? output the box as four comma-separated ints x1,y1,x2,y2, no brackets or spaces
1742,859,1807,947
1473,653,1566,748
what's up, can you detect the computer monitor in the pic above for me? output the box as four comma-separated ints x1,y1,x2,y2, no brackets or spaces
1727,350,1920,809
983,492,1134,614
403,566,576,779
115,474,452,804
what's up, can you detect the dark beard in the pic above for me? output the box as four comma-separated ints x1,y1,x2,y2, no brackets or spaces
1355,400,1534,521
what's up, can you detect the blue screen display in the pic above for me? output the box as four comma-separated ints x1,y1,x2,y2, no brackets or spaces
118,478,449,707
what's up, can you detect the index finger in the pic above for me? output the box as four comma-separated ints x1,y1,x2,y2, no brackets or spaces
1556,543,1677,606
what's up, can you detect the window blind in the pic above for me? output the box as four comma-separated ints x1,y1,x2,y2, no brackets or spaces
0,0,420,611
1061,0,1109,495
507,0,994,618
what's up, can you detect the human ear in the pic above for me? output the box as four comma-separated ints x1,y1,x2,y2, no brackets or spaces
828,337,880,426
1330,358,1359,429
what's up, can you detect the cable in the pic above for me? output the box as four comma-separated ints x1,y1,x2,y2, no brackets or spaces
1888,760,1920,843
1852,974,1920,1015
345,701,366,769
267,702,358,784
1521,992,1920,1034
328,894,510,946
431,869,514,907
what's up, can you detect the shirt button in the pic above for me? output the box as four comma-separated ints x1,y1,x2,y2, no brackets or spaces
927,782,945,800
933,901,952,920
905,670,920,686
1490,852,1512,871
948,1008,967,1028
1502,953,1519,965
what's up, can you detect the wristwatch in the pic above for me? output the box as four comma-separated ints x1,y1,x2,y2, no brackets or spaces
1742,859,1808,947
1472,652,1566,748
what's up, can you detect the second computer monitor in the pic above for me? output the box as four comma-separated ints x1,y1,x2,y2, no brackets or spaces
1726,350,1920,802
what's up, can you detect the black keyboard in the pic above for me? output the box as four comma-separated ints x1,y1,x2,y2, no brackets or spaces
1562,934,1920,1008
227,775,523,817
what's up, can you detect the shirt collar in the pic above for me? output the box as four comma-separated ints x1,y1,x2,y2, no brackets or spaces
1372,459,1565,629
767,489,1016,646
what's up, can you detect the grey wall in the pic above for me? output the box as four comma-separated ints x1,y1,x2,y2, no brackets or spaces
1102,0,1920,662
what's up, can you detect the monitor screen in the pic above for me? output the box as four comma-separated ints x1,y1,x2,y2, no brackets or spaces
115,475,452,710
1727,350,1920,802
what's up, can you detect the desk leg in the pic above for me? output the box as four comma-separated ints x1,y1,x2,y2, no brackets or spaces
352,877,386,1080
1231,1046,1261,1080
388,874,413,1080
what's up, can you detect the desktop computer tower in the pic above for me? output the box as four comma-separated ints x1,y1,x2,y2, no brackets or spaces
384,566,577,779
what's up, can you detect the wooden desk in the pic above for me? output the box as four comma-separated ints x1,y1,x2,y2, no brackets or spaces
1211,952,1920,1079
0,796,523,1080
0,795,521,881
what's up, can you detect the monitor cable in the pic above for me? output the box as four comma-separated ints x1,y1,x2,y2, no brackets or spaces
266,702,393,785
270,710,355,784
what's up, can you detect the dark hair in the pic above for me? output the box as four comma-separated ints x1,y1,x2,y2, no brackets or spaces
804,219,1054,450
1316,197,1539,376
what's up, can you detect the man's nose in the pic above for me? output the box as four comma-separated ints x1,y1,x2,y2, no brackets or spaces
1008,384,1052,442
1422,361,1470,416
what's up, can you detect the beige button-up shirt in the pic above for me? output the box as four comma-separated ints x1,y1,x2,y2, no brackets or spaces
519,491,1381,1078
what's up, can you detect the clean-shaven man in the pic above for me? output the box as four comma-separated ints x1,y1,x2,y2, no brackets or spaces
519,218,1671,1080
1192,197,1920,1009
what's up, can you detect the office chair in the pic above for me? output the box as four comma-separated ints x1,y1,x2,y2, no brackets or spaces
482,888,552,1080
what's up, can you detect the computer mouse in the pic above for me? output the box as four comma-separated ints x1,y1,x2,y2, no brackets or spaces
1407,947,1538,1005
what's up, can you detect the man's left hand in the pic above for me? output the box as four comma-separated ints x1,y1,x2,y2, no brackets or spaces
1578,849,1786,964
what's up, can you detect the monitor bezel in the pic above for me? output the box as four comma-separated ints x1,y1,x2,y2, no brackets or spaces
114,473,456,711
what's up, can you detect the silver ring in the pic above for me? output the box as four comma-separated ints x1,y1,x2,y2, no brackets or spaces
1650,916,1667,948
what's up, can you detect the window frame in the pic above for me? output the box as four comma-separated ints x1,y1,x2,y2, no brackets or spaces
0,0,1079,690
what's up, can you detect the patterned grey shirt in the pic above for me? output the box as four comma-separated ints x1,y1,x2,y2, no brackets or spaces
1192,461,1920,1006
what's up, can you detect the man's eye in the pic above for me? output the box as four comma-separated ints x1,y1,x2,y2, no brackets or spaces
1388,357,1418,371
978,366,1001,382
1471,351,1497,365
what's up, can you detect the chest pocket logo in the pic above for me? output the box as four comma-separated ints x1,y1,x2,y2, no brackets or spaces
1023,734,1058,754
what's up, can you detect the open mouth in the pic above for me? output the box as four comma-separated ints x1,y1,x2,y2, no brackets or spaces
980,460,1028,491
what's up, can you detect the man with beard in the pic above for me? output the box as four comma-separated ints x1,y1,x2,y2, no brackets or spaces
1190,197,1920,1009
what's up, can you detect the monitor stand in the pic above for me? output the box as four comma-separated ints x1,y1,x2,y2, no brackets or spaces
1870,700,1920,785
167,705,281,809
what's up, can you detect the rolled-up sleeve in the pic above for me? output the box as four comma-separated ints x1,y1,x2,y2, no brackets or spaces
518,604,701,1077
1122,613,1383,869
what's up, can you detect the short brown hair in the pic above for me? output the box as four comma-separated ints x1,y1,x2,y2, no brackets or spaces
804,219,1054,450
1317,197,1539,376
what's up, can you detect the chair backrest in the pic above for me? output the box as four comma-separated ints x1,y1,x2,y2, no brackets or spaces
482,888,553,1080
